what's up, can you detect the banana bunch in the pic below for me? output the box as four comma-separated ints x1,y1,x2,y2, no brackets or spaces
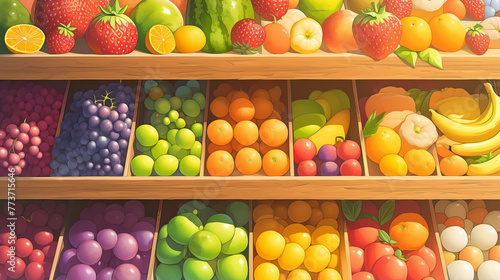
467,149,500,176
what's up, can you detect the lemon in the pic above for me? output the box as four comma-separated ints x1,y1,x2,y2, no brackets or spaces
256,230,286,260
320,202,339,219
304,245,331,272
278,243,305,271
404,149,436,176
328,250,340,269
146,25,175,55
317,218,338,229
379,154,408,176
255,262,280,280
288,269,312,280
318,268,342,280
174,25,206,53
311,226,340,252
290,18,323,54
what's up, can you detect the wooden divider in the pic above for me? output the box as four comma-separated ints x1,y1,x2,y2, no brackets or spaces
198,80,211,177
428,200,450,280
123,80,142,176
351,80,370,176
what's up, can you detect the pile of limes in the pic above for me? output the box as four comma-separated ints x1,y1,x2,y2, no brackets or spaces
253,200,343,280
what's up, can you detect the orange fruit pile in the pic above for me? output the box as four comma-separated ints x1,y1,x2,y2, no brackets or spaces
207,83,290,176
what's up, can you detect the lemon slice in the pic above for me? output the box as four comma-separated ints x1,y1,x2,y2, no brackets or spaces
145,24,175,55
290,18,323,54
4,24,45,54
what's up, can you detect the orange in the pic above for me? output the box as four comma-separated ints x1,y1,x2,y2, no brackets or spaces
117,0,142,15
289,201,313,223
229,90,250,102
210,96,230,118
232,139,260,153
445,217,465,228
435,213,447,224
254,218,285,242
274,101,286,114
207,119,233,146
466,207,488,224
269,110,283,121
174,25,206,53
260,141,288,155
308,208,324,226
235,147,262,175
390,213,429,231
146,24,176,54
234,120,259,146
229,98,256,122
254,204,275,222
259,119,288,147
365,126,401,164
254,255,267,269
221,114,237,128
252,89,272,100
429,13,466,52
400,17,432,52
440,155,468,176
206,150,234,176
389,221,429,251
489,245,500,262
289,0,299,8
443,0,466,20
316,219,338,230
253,98,274,120
459,246,483,271
272,201,290,220
263,149,290,176
213,83,233,97
4,24,45,54
269,86,282,103
264,23,290,54
207,143,232,154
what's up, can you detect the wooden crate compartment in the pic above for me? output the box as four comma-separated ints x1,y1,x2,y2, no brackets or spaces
126,80,208,177
204,80,292,177
251,200,349,280
51,200,161,279
154,200,252,280
290,80,366,176
342,200,447,280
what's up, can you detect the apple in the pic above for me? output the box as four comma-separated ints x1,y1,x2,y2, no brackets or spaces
221,227,248,255
322,10,359,53
156,237,187,264
294,138,317,164
167,214,201,245
183,258,214,280
217,254,249,280
188,230,222,261
297,160,317,176
156,263,183,280
204,214,235,244
337,140,361,160
340,159,362,176
346,218,381,249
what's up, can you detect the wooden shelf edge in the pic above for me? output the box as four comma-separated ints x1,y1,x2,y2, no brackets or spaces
6,176,500,200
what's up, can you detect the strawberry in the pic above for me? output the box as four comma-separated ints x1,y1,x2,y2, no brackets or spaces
85,1,138,55
251,0,289,21
352,2,402,60
46,23,77,54
384,0,412,19
461,0,485,20
34,0,109,40
466,23,490,55
231,19,266,55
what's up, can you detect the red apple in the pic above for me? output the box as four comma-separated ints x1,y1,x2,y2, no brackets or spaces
293,138,316,164
406,246,437,272
322,10,359,53
350,246,365,274
346,218,381,249
297,160,317,176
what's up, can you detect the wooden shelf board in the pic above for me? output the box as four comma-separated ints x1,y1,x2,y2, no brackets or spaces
6,176,500,200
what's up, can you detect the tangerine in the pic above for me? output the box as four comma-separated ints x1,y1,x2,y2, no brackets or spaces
390,213,429,231
234,120,259,146
316,219,339,230
254,204,275,223
213,83,233,97
400,17,432,52
206,150,234,176
435,213,447,224
429,13,466,52
365,126,402,163
260,119,289,147
254,218,285,242
308,208,324,226
235,147,262,175
311,226,340,252
252,89,272,100
254,255,267,269
263,149,290,176
489,245,500,262
445,217,465,228
307,200,320,209
207,119,233,146
466,207,488,224
443,0,466,20
221,114,237,128
210,96,229,118
274,101,286,114
229,90,250,102
264,23,290,54
272,201,290,220
255,262,280,280
256,231,286,260
288,201,312,223
253,98,275,119
207,143,232,154
260,142,288,156
440,155,468,176
390,221,429,251
269,86,282,103
229,98,256,122
321,202,339,219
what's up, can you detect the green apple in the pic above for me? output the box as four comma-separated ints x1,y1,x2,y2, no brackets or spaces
144,97,155,110
169,145,189,160
191,123,203,138
188,230,222,261
131,155,154,176
179,155,201,176
190,141,202,158
170,98,182,111
217,254,248,280
135,124,159,147
221,227,248,255
159,224,168,240
156,237,187,264
176,118,186,129
152,140,171,159
225,201,249,227
204,214,235,244
156,263,182,280
314,98,331,119
300,0,342,23
293,113,326,141
151,112,167,126
292,100,325,119
308,90,323,100
178,200,207,216
182,100,201,118
183,258,214,280
154,155,179,176
167,129,179,145
193,93,206,110
196,207,218,225
176,128,196,149
168,215,201,245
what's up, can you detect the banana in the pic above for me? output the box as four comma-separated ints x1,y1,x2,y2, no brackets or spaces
448,92,494,125
451,129,500,156
430,83,500,143
467,151,500,176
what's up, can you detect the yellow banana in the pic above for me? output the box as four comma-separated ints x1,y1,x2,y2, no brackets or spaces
430,83,500,143
451,129,500,156
467,151,500,176
448,92,494,125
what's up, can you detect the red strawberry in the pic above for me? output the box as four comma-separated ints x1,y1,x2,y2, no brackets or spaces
466,23,490,55
352,3,402,60
34,0,109,40
461,0,485,20
384,0,412,19
46,23,77,54
251,0,289,21
231,19,266,55
85,1,138,55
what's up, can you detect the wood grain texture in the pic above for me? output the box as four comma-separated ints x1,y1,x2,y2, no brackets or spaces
5,176,500,200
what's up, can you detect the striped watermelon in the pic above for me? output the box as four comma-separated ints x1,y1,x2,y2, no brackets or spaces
186,0,255,54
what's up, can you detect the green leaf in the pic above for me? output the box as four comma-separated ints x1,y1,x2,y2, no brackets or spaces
466,152,494,165
363,111,387,138
395,249,408,261
359,212,379,224
418,48,443,70
342,200,362,221
378,200,395,226
394,47,418,67
378,230,397,245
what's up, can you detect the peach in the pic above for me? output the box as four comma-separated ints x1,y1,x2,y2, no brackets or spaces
322,10,359,53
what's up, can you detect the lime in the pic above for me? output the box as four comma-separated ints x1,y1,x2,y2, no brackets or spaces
190,141,202,158
150,112,166,126
183,258,214,280
190,123,203,138
182,100,201,117
156,263,182,280
156,237,187,264
136,124,159,147
168,215,200,245
169,110,180,122
159,224,168,240
155,124,169,139
221,227,248,255
144,97,155,110
179,155,200,176
155,98,171,114
151,140,171,159
205,214,235,244
175,118,186,128
167,129,179,145
192,92,206,110
175,128,195,149
225,201,249,227
136,141,151,152
163,117,171,126
188,230,222,261
131,155,154,176
169,145,189,160
217,254,248,280
154,155,179,176
170,97,182,110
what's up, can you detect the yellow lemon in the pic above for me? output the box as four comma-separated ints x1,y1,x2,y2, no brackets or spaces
254,255,267,269
327,250,340,269
290,18,323,54
404,149,436,176
320,202,339,219
254,204,275,223
278,243,305,271
304,245,331,272
255,262,280,280
443,250,456,265
254,218,284,242
256,230,286,260
318,268,342,280
316,219,338,230
379,154,408,176
312,226,340,252
174,25,206,53
288,269,312,280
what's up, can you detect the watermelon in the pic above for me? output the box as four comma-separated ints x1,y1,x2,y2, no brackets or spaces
186,0,254,54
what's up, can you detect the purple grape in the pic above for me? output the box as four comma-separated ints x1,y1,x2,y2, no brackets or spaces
131,230,154,252
112,164,124,176
77,240,103,265
109,111,119,122
67,264,96,280
124,118,132,128
97,229,118,250
108,141,119,153
113,121,126,132
97,267,114,280
113,233,138,261
100,120,113,133
120,129,130,139
119,113,127,120
109,131,120,140
109,154,120,164
117,103,128,114
112,264,140,280
100,148,109,157
118,139,128,149
321,162,340,176
69,220,97,248
89,130,99,140
89,116,100,128
59,248,80,274
88,104,98,116
99,106,111,119
96,136,109,149
318,145,337,163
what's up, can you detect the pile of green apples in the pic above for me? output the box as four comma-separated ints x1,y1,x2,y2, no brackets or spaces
130,80,205,176
156,200,250,280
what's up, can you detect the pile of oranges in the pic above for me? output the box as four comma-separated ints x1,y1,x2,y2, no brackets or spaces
206,83,290,176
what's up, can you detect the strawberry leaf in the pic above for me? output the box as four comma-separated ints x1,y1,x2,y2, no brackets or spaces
395,249,409,261
378,230,397,245
359,212,379,224
418,48,443,70
363,111,386,138
394,47,417,67
342,200,362,221
378,200,395,226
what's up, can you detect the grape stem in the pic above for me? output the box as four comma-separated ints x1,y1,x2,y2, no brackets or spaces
94,90,117,109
